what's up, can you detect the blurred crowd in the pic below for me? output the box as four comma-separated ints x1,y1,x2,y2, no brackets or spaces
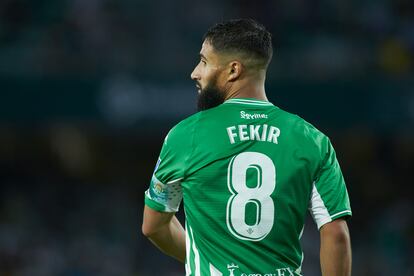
0,0,413,80
0,128,183,276
0,0,413,276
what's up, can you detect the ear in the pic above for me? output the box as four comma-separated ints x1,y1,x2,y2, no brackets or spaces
227,61,243,81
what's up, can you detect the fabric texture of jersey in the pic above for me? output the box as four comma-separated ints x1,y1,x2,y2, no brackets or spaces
145,98,352,276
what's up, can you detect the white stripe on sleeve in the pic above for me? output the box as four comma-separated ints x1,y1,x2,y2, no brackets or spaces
309,182,332,229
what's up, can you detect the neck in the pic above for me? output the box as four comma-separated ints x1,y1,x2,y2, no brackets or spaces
224,77,268,101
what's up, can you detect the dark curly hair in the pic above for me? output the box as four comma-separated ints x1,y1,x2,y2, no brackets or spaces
203,19,273,68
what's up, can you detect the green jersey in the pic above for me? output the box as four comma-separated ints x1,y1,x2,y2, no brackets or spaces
145,98,351,276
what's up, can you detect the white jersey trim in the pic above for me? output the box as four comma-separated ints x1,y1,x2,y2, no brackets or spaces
189,226,201,276
185,221,192,276
331,210,352,220
209,264,223,276
309,183,352,229
167,177,184,184
309,182,331,229
224,98,273,106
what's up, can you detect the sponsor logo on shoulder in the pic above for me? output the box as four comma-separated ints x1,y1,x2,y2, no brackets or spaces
149,176,169,203
153,182,164,195
240,111,268,120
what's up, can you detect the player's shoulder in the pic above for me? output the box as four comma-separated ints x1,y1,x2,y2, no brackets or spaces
170,104,224,130
276,107,329,145
172,111,202,130
164,111,202,144
166,105,226,142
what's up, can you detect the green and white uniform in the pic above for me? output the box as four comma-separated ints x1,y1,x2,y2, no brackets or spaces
145,98,351,276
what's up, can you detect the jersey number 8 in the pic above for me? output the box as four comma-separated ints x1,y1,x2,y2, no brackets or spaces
226,152,276,241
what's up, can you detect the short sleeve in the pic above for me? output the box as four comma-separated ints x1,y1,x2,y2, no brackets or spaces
144,123,192,212
309,137,352,229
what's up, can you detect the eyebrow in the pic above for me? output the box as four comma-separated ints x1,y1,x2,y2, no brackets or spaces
199,53,207,60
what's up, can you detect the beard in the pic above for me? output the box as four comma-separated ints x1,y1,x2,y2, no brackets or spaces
196,79,226,111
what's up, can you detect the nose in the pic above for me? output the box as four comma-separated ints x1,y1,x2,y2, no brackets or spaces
191,66,199,81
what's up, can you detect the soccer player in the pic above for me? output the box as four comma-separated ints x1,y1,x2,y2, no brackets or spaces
142,19,352,276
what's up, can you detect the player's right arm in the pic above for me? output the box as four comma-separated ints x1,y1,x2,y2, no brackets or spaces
307,132,352,275
319,218,352,276
142,206,186,262
141,120,195,262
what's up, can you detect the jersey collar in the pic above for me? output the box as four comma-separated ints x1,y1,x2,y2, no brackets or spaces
224,98,274,106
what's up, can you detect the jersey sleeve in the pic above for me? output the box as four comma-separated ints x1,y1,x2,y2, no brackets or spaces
144,123,193,213
309,136,352,229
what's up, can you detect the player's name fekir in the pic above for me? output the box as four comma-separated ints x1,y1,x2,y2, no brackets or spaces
226,124,280,144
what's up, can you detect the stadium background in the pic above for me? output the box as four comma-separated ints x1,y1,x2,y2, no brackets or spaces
0,0,413,275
